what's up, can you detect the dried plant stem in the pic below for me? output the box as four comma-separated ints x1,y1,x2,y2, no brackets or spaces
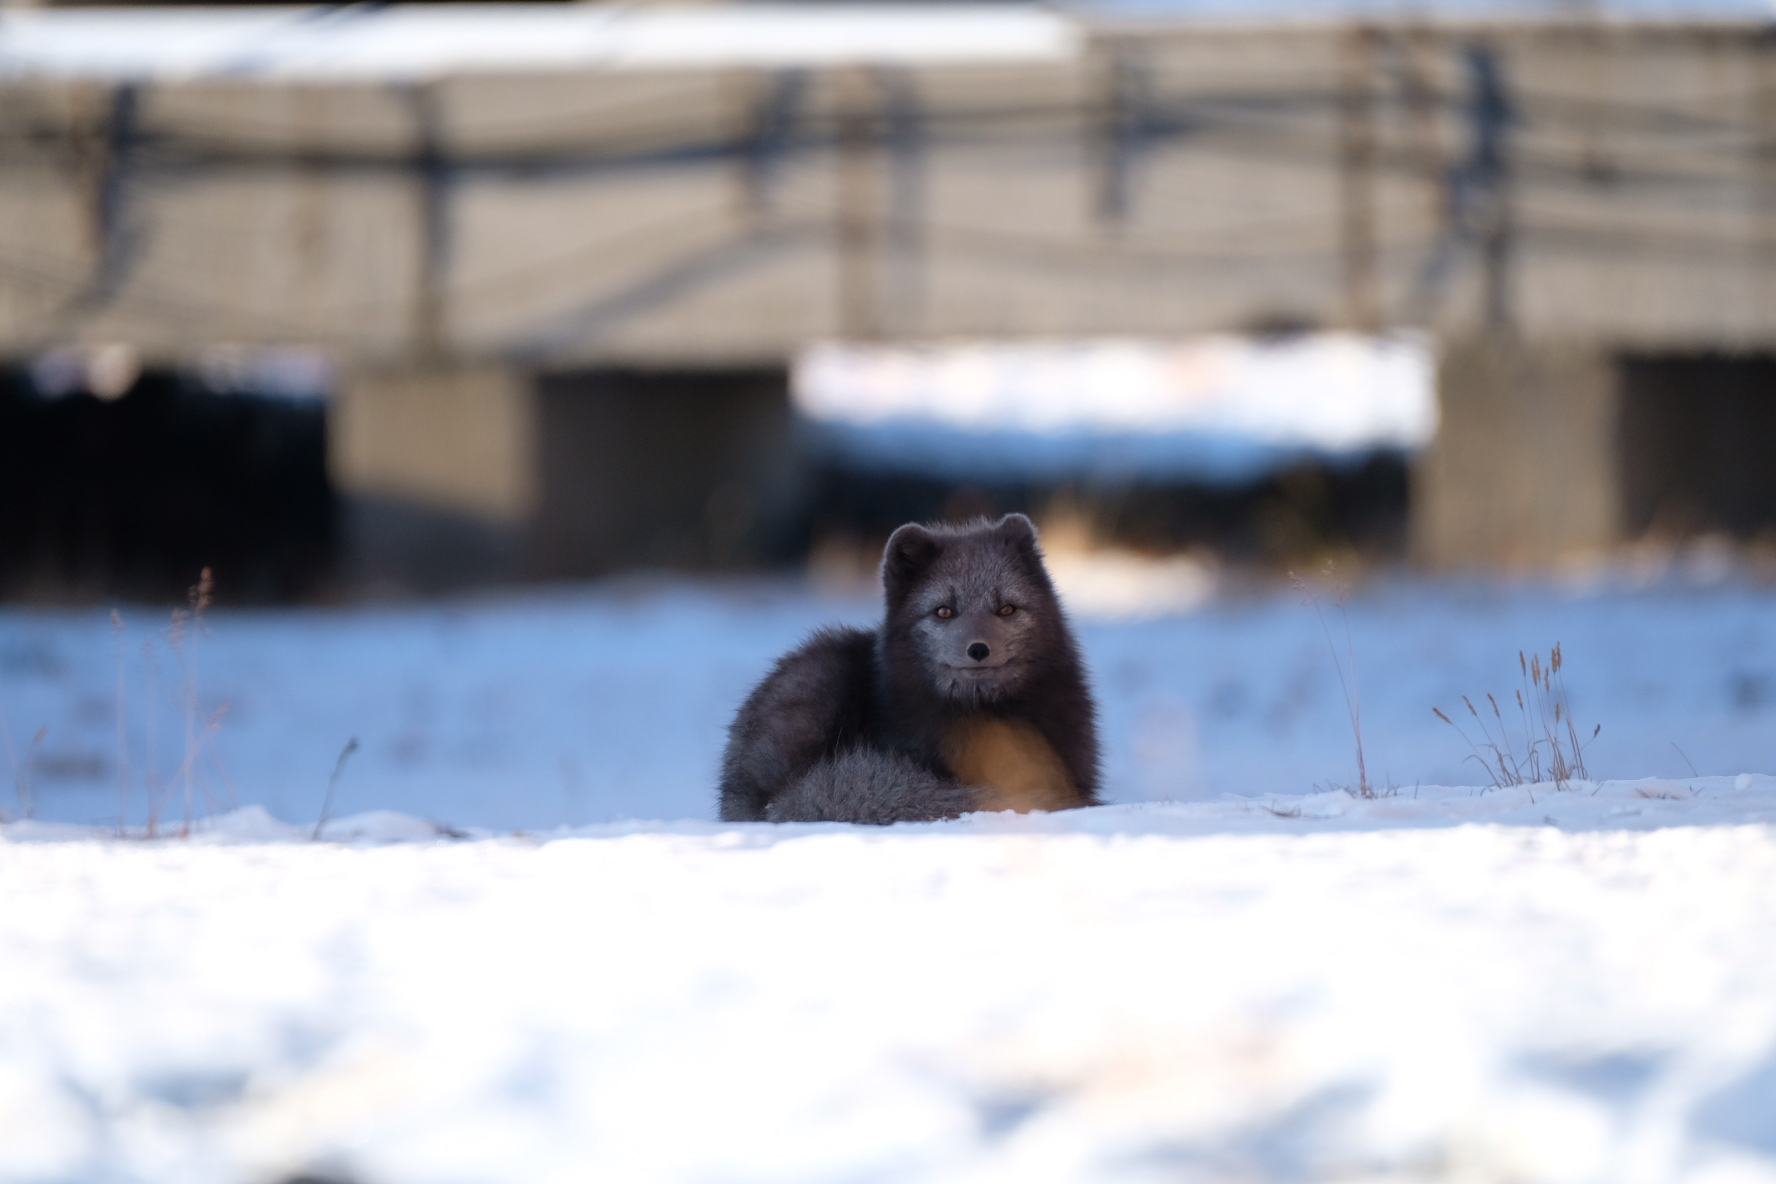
112,610,130,834
165,568,215,836
142,638,162,837
314,737,361,841
0,717,47,820
1435,644,1599,795
164,708,229,834
1292,564,1371,798
0,712,16,820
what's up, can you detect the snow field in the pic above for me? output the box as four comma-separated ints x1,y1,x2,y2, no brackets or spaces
5,574,1776,1182
3,800,1776,1184
4,572,1776,831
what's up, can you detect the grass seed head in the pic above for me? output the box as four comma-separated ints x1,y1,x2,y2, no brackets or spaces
189,567,214,617
1437,645,1597,790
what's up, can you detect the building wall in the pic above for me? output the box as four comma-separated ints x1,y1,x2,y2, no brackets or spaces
5,19,1774,574
5,22,1776,363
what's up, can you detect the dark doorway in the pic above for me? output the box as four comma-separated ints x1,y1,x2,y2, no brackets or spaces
1619,353,1776,540
531,368,806,577
0,366,335,603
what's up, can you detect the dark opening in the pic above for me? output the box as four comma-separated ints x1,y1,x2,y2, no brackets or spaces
534,368,1411,580
1619,352,1776,540
0,366,335,603
806,457,1411,569
532,368,806,578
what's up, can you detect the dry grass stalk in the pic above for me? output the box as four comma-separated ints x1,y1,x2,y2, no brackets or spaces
154,567,235,837
1,722,47,820
0,713,15,820
127,567,234,838
141,636,162,835
314,736,361,841
1433,643,1600,796
1291,562,1376,798
112,610,129,835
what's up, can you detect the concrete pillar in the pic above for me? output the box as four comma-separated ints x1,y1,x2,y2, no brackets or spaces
329,363,536,592
1412,336,1620,570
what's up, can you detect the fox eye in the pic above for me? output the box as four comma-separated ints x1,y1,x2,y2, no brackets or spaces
935,606,954,620
997,604,1016,617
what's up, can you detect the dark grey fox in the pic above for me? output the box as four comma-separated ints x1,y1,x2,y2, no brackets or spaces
719,514,1100,823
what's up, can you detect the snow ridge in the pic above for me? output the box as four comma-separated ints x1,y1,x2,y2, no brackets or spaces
3,785,1775,1184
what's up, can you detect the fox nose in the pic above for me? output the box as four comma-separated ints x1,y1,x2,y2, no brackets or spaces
967,642,990,662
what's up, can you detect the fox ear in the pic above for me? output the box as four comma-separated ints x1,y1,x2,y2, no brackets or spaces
882,523,942,596
996,513,1038,549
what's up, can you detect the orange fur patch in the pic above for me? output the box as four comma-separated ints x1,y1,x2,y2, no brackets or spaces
943,717,1083,813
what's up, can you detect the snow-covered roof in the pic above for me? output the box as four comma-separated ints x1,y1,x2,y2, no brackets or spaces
0,4,1081,83
4,0,1769,86
1077,0,1776,20
793,335,1437,483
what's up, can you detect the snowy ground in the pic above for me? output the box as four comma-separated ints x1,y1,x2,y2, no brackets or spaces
4,569,1776,1183
5,787,1776,1184
3,564,1776,830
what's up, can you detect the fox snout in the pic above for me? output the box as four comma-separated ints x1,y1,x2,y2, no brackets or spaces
950,628,1010,669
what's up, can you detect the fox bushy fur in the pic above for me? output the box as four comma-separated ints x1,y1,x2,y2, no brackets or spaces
719,514,1100,824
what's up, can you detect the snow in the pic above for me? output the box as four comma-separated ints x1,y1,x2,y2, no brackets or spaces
7,0,1768,93
5,569,1776,1183
3,789,1776,1183
793,335,1435,483
1080,0,1776,19
4,564,1775,832
3,0,1765,91
0,5,1078,83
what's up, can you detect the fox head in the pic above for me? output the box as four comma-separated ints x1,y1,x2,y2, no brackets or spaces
879,514,1068,705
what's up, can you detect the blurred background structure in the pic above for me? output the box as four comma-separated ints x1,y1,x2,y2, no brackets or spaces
1,0,1774,599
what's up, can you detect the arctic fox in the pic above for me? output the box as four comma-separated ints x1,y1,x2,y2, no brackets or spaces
719,514,1100,823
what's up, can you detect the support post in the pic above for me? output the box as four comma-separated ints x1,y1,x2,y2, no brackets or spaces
1396,24,1447,256
330,365,537,591
1412,338,1620,570
880,68,924,338
1339,24,1382,332
739,69,808,223
1464,45,1515,334
835,66,882,341
1752,34,1776,327
1096,44,1144,227
408,82,450,360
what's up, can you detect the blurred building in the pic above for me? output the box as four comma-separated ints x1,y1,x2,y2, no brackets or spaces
1,2,1773,595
